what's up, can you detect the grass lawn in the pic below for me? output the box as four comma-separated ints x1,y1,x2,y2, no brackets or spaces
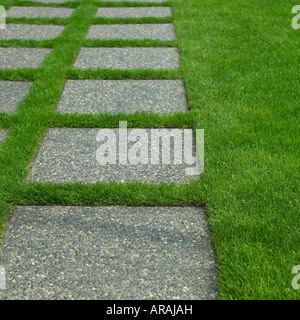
0,0,299,299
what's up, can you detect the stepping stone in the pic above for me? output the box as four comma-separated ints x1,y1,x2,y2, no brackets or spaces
0,206,218,299
96,7,172,18
0,81,32,114
87,24,176,41
0,24,65,40
56,80,188,114
0,48,51,69
7,6,75,18
0,130,6,144
73,48,180,70
28,128,200,183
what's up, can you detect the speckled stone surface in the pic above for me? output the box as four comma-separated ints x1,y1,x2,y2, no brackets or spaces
0,24,65,40
56,80,188,114
0,48,51,69
87,24,176,41
7,6,75,18
0,206,218,300
73,48,180,70
28,128,200,183
96,7,172,18
0,81,32,114
0,130,6,144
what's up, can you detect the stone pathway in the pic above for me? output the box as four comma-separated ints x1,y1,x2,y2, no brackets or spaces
0,81,32,114
74,47,180,70
7,6,74,18
0,24,64,40
96,7,173,18
87,24,176,40
57,80,188,114
0,2,218,300
0,48,51,69
28,128,198,184
0,206,217,300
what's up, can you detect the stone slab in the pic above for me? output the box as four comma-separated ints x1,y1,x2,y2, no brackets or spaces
0,48,51,69
87,24,176,41
0,206,218,300
0,24,65,40
56,80,188,114
0,81,32,114
28,128,200,183
73,47,180,70
7,6,75,18
96,7,172,18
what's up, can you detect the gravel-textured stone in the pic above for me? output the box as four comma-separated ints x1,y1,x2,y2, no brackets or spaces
28,128,200,183
0,130,6,144
0,81,32,114
96,7,172,18
73,47,180,70
56,80,188,114
87,24,176,40
7,6,75,18
0,48,51,69
0,24,65,40
0,206,218,300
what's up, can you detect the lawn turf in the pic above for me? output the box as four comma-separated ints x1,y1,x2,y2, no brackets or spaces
0,0,299,299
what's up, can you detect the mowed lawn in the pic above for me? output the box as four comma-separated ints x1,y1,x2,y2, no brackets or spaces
0,0,299,299
172,0,299,299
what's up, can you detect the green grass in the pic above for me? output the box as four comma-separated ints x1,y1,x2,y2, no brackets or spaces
0,0,299,300
172,0,300,299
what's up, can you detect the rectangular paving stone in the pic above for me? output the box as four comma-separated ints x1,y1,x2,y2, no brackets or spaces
73,47,180,70
0,24,65,40
0,48,51,69
0,81,32,114
87,24,176,41
56,80,188,114
28,128,200,183
7,6,75,18
0,206,218,300
96,7,172,18
0,130,6,144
